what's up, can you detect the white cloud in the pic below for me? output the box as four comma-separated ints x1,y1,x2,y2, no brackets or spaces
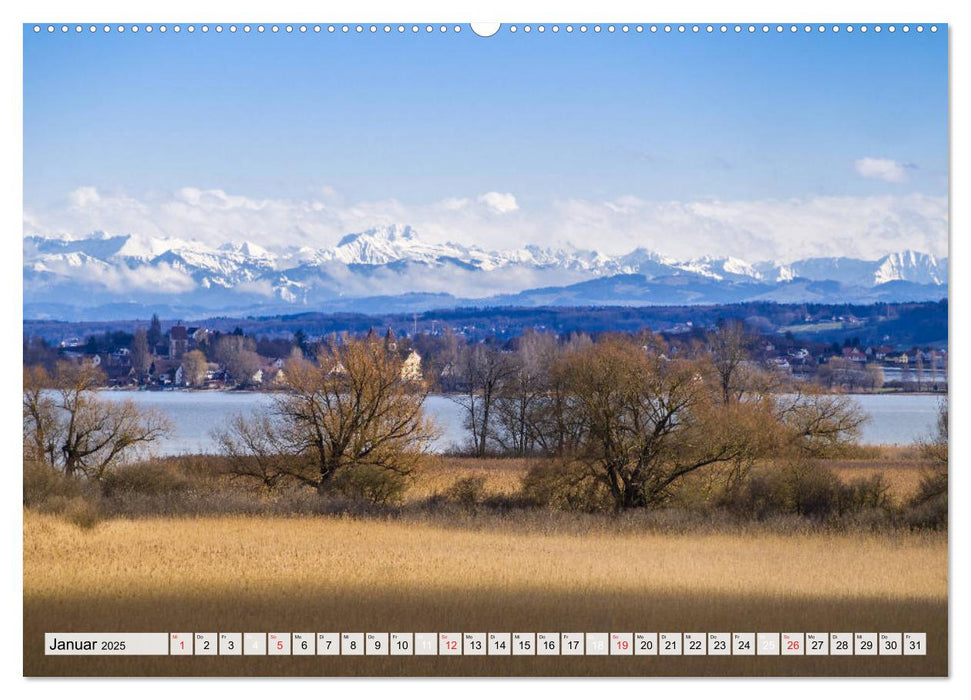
176,187,267,210
23,186,948,264
436,197,470,211
855,157,912,183
477,191,519,214
26,255,196,295
68,186,100,208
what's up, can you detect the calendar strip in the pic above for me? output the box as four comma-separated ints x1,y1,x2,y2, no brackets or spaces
45,632,927,656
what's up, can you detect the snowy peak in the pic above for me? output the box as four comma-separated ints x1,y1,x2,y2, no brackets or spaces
679,255,762,282
617,248,677,276
329,224,443,265
218,240,273,259
24,233,132,260
336,223,417,248
23,225,947,316
23,227,949,287
752,252,947,287
874,250,945,285
113,234,210,259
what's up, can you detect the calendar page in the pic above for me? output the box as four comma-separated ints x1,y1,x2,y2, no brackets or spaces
21,18,948,678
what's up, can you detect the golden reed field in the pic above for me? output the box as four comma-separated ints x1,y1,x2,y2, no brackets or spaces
409,450,938,503
24,505,947,676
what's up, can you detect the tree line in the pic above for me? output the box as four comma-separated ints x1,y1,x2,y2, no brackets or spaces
25,323,886,513
447,325,866,509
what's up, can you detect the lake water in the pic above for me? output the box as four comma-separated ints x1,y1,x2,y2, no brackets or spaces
95,390,945,457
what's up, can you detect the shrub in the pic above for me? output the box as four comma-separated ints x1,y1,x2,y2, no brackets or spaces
903,468,947,529
722,462,881,522
328,466,410,506
787,464,842,519
839,474,893,513
666,470,725,513
63,496,103,529
444,476,487,511
519,461,613,513
720,467,790,520
902,494,947,530
33,494,103,529
23,460,81,507
101,461,189,497
912,468,947,506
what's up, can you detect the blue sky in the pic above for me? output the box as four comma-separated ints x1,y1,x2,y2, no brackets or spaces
23,25,949,261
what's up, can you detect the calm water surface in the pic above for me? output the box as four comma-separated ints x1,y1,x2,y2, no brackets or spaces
96,390,944,456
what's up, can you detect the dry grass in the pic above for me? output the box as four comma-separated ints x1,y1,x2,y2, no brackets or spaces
411,453,934,505
124,449,934,510
24,510,946,676
829,465,925,501
819,446,932,502
410,456,532,500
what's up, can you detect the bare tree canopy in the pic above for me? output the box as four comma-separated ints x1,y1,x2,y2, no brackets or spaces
23,362,172,480
559,338,776,510
772,388,867,458
213,334,261,386
920,397,948,469
217,337,436,492
180,350,208,387
130,327,151,375
213,411,294,490
453,344,514,457
491,330,558,457
449,334,866,511
443,330,868,510
708,320,751,404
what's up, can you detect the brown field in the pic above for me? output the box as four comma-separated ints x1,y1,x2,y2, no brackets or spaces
24,508,947,676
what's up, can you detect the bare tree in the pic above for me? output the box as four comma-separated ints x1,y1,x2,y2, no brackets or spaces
772,388,867,457
223,338,436,493
910,398,947,525
23,365,59,467
540,336,869,511
418,325,464,393
214,334,261,386
901,361,913,388
130,327,152,376
560,338,771,510
817,357,867,391
864,363,885,390
23,361,171,480
708,320,750,404
919,397,948,470
543,353,587,457
453,344,513,457
147,313,163,350
180,349,208,387
213,412,295,490
492,330,557,456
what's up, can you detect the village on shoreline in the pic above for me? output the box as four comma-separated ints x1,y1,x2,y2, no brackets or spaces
26,308,948,396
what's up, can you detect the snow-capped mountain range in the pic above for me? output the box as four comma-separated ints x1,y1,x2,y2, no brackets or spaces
23,225,948,320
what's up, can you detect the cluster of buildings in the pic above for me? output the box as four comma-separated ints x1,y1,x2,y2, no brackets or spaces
759,340,948,389
58,324,424,390
49,318,946,393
